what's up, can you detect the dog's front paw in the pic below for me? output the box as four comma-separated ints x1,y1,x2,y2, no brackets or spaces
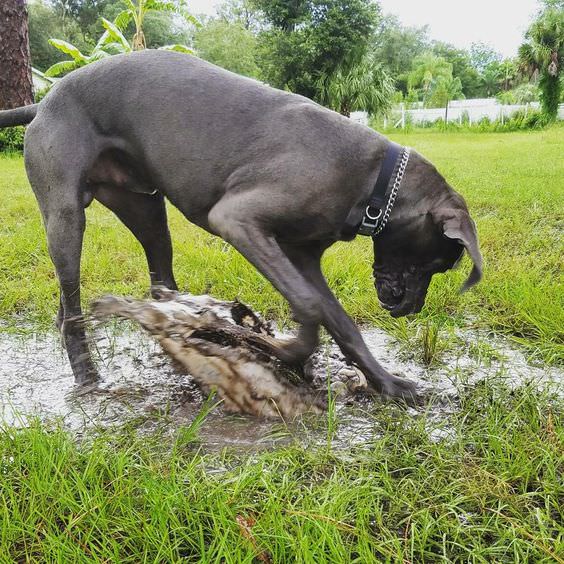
381,374,420,406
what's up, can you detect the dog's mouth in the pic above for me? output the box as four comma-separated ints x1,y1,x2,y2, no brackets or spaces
381,293,425,318
375,275,431,318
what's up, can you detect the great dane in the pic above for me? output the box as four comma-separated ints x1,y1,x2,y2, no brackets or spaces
0,51,482,401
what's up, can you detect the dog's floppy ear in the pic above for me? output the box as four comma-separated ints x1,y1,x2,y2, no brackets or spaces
433,206,483,292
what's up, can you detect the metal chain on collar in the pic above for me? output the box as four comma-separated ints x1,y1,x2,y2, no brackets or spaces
372,146,411,236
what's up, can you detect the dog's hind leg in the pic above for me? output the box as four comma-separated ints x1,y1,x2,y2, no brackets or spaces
29,185,98,384
94,187,178,294
25,125,99,384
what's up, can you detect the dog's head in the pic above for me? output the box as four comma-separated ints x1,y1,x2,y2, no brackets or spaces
371,156,482,318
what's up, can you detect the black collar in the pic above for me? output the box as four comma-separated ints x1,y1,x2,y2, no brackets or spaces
356,141,407,236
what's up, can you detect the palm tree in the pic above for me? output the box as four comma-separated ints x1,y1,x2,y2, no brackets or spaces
407,54,452,106
316,57,395,117
519,5,564,120
430,75,464,121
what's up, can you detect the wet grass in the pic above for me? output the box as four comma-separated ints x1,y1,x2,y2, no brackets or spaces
1,383,562,562
0,128,562,363
0,129,563,560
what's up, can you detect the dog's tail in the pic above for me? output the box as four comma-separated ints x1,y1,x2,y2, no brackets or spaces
0,104,39,128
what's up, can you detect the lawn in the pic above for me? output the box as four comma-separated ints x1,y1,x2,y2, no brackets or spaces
0,128,562,362
0,128,563,562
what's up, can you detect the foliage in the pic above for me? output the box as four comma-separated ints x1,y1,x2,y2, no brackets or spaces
480,58,520,97
215,0,264,32
0,127,25,152
407,54,453,105
110,0,198,50
470,41,502,73
519,4,564,119
496,83,539,105
431,41,481,98
45,19,125,77
316,56,394,116
371,14,430,93
381,109,551,133
255,0,379,101
194,19,260,78
28,0,195,72
45,4,195,77
28,0,93,71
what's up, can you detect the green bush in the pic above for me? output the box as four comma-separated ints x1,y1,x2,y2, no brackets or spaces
34,87,51,102
0,126,25,153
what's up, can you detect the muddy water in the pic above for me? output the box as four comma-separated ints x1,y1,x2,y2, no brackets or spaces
0,325,562,450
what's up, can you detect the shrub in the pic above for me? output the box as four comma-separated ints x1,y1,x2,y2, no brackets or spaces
0,126,25,153
35,87,51,103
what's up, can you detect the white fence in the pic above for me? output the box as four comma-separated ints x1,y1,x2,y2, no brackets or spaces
389,99,564,127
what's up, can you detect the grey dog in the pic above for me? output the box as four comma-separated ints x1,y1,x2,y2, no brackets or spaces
0,51,482,401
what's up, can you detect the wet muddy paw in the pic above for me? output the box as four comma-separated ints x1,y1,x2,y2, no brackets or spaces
73,362,101,388
382,375,420,406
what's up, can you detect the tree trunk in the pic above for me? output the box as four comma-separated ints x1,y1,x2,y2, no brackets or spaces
444,99,449,122
539,71,560,121
0,0,34,109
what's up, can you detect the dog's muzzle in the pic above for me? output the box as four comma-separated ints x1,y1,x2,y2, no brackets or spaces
375,272,431,318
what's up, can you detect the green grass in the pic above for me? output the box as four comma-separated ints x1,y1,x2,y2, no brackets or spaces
1,384,562,562
1,130,563,561
0,128,562,362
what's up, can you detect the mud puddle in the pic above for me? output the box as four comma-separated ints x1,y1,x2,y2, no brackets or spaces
0,325,561,450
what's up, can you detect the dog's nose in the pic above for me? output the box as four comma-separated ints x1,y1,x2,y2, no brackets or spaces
392,287,403,299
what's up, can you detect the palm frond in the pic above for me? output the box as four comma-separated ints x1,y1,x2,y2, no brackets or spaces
48,39,87,62
113,10,134,31
101,18,132,52
44,59,80,77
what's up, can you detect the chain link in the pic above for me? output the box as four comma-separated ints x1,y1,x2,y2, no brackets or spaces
372,147,410,236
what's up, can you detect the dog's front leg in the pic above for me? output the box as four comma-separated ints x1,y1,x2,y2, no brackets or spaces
319,291,417,402
208,206,322,365
281,245,418,402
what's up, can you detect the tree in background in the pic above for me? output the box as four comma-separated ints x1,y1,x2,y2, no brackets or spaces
215,0,264,32
407,54,452,105
317,55,394,116
0,0,34,109
28,1,91,71
194,19,260,78
519,2,564,120
431,42,481,98
371,14,429,94
428,75,464,121
255,0,379,102
470,42,502,73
